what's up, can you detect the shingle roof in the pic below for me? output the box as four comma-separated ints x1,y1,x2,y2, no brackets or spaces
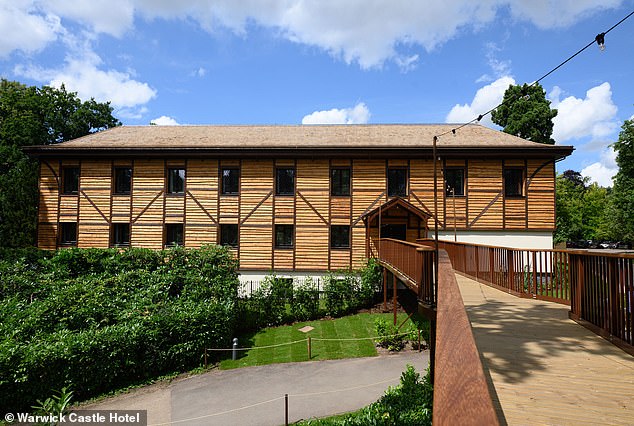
24,124,574,159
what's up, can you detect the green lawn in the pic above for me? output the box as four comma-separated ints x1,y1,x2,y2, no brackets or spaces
219,312,418,369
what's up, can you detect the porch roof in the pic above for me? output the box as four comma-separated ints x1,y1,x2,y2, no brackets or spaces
362,197,431,225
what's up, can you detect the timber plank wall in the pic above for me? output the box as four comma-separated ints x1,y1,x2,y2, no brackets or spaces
37,157,556,271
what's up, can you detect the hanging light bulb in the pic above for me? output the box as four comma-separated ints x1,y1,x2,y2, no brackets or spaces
595,32,606,51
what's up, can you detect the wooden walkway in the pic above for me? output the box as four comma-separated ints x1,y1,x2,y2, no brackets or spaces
456,274,634,425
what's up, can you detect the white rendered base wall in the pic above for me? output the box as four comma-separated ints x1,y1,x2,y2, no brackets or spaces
436,230,553,250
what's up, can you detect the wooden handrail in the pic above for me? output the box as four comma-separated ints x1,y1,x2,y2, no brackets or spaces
424,239,634,356
433,250,499,425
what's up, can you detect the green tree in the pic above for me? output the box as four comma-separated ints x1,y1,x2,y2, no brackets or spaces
0,79,120,247
554,170,612,244
492,83,558,144
610,119,634,243
555,171,585,244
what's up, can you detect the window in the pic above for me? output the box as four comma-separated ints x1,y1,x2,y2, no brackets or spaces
275,224,294,248
445,168,465,196
220,224,239,247
165,224,184,247
504,168,524,197
113,167,132,195
62,167,80,194
331,168,351,196
387,168,407,197
111,223,130,247
276,168,295,196
330,225,350,248
59,222,77,246
221,168,240,195
167,168,185,194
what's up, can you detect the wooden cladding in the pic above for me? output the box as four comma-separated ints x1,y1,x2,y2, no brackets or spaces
38,156,557,270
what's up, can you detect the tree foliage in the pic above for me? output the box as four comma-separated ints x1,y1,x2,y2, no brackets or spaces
610,119,634,243
554,170,612,244
0,245,239,412
0,79,120,247
491,83,558,144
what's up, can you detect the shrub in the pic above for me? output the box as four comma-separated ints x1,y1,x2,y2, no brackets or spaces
291,277,320,321
0,245,240,413
323,273,353,317
374,318,406,351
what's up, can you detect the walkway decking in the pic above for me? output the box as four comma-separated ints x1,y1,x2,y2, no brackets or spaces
457,274,634,425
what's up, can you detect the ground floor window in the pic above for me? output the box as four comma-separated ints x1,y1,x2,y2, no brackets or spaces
165,224,184,247
111,223,130,247
59,222,77,246
275,224,294,248
220,224,239,247
330,225,350,248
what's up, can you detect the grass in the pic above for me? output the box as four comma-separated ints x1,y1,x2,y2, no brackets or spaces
219,312,418,369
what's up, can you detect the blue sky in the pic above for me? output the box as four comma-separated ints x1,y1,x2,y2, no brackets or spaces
1,1,633,186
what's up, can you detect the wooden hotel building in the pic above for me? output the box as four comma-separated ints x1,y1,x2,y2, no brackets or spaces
25,124,573,280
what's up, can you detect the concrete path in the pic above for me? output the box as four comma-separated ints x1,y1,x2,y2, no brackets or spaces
457,274,634,425
85,352,429,426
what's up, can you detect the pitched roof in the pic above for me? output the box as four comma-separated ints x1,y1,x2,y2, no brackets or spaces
24,124,574,159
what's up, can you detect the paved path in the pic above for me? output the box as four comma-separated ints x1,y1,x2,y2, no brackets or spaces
85,352,429,425
457,274,634,425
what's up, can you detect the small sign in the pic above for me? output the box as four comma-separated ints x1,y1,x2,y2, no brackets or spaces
298,326,314,333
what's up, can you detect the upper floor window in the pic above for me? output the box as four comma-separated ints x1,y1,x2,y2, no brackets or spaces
330,225,350,249
220,224,239,247
62,167,80,194
387,168,407,197
331,168,351,196
113,167,132,195
59,222,77,246
167,168,185,194
504,168,524,197
111,223,130,247
445,168,465,196
275,224,294,248
276,168,295,196
221,168,240,195
165,223,184,247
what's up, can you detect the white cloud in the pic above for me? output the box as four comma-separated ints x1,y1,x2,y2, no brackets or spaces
506,0,623,29
446,76,515,127
150,115,180,126
550,82,618,143
0,1,624,68
192,67,207,77
0,1,61,58
581,147,618,187
15,53,156,110
45,0,135,37
302,102,370,124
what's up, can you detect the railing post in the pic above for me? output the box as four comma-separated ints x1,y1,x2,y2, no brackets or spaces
507,250,515,293
489,247,495,285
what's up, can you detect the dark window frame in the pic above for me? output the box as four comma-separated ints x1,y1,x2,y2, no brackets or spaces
504,168,525,198
275,224,294,249
220,167,240,195
444,168,465,197
331,168,351,196
165,223,184,248
330,225,351,249
111,223,130,247
275,168,295,196
219,224,239,248
59,222,77,246
387,168,408,197
61,166,80,195
167,167,185,195
113,167,132,195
